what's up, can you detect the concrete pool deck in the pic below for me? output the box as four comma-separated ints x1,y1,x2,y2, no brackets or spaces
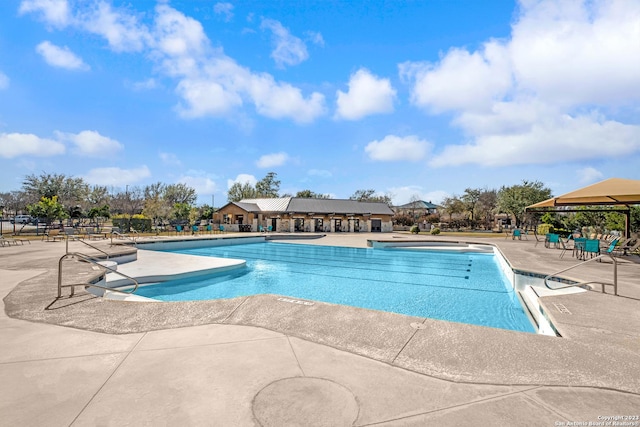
1,233,639,425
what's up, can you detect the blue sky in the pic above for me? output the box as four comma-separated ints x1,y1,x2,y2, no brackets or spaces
1,0,639,206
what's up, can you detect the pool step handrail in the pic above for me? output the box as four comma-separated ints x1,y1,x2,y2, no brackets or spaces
110,229,138,246
58,251,139,298
65,236,110,259
544,254,618,296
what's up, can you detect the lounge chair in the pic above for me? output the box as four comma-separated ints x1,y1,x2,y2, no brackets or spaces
1,235,20,246
43,229,65,242
559,235,575,258
617,238,640,256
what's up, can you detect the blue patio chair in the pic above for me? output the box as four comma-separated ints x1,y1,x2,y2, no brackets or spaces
267,225,273,232
545,233,560,248
176,225,183,234
219,225,225,233
598,237,620,261
206,224,212,234
582,239,600,260
192,225,199,234
259,225,264,233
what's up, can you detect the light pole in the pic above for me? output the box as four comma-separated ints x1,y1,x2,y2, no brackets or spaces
0,205,4,236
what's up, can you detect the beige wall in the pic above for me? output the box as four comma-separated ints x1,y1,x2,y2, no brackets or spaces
215,206,393,232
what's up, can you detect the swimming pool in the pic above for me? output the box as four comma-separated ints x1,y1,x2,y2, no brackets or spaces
135,242,536,333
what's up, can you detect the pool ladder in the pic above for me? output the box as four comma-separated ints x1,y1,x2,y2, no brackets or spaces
57,251,139,298
544,254,618,296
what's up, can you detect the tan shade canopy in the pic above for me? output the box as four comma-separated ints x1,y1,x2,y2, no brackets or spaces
526,178,640,209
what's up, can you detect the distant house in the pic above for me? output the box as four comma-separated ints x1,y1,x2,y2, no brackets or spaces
393,200,439,217
214,197,395,232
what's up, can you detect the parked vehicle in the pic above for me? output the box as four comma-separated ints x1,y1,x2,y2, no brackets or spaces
10,215,32,224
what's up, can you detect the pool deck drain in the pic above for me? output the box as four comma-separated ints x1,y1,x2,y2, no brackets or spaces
1,233,639,425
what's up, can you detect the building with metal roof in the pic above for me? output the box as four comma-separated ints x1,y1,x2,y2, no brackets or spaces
214,197,394,233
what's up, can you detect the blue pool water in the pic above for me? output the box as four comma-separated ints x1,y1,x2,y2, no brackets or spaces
136,242,535,333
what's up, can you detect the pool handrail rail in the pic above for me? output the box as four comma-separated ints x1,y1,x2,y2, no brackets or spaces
58,251,139,298
544,253,618,296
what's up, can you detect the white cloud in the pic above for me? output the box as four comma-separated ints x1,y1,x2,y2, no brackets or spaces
308,169,332,178
577,167,604,185
156,8,325,123
0,71,8,89
178,174,217,195
227,174,257,189
78,1,151,53
19,0,71,28
260,18,309,68
36,41,90,71
54,130,123,157
21,2,327,124
159,152,182,166
388,186,449,206
365,135,430,162
429,113,640,167
336,69,396,120
402,0,640,167
509,0,640,107
131,78,158,91
83,165,151,186
399,41,511,113
305,31,324,47
256,152,289,168
0,132,65,158
213,2,234,22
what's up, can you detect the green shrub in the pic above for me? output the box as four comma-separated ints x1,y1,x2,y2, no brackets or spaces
430,227,441,235
537,224,553,235
410,225,420,234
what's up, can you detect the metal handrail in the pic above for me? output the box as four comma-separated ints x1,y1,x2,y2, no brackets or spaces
58,252,139,298
110,230,138,246
65,236,110,259
544,254,618,295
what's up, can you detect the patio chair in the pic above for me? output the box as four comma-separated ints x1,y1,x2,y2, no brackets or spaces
43,229,65,242
544,233,560,248
206,225,213,234
617,238,640,256
192,225,199,235
512,229,522,240
559,235,575,258
219,225,225,233
175,225,184,235
581,239,601,260
598,238,620,261
1,235,21,246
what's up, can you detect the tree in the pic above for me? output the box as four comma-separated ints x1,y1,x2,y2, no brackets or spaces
440,196,465,223
477,189,497,229
295,190,332,199
172,202,191,222
497,180,552,227
110,186,144,218
255,172,280,198
408,194,422,222
227,182,257,202
27,196,67,226
22,173,90,208
87,205,110,229
461,188,482,224
349,189,393,206
164,183,197,206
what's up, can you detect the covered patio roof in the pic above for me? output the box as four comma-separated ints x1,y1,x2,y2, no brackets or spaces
526,178,640,237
